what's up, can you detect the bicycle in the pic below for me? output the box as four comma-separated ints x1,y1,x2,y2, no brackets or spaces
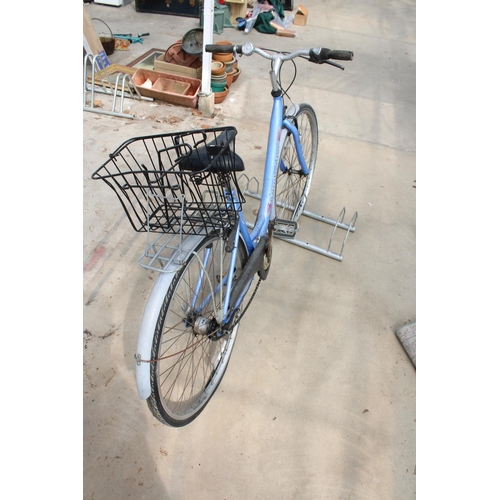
91,41,354,427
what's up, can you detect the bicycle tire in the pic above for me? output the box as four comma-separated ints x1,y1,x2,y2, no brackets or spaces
147,232,248,427
276,104,318,222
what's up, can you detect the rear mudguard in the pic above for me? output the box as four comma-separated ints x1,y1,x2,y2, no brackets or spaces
135,234,204,400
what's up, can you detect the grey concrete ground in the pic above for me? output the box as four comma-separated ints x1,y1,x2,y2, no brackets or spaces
83,1,416,498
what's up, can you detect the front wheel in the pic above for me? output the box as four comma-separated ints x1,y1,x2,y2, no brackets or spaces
147,233,248,427
276,104,319,222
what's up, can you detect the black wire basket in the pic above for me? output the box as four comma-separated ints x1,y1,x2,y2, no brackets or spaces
91,127,245,235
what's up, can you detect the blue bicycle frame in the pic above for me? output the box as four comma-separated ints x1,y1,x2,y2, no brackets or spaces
217,93,308,326
187,46,316,331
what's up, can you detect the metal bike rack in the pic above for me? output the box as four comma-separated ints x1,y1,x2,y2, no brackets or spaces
83,53,151,119
239,174,358,262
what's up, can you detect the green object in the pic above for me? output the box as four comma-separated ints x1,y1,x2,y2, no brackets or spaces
115,34,143,44
217,4,234,28
199,8,225,35
199,4,233,34
254,12,277,34
254,1,285,34
269,0,285,19
211,84,226,92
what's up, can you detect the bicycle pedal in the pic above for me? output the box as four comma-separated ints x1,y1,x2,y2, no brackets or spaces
273,219,298,238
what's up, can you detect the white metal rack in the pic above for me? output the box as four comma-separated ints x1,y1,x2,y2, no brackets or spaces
83,53,151,119
239,174,358,262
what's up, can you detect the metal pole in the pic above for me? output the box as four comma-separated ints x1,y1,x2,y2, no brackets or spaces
199,0,215,116
201,0,214,94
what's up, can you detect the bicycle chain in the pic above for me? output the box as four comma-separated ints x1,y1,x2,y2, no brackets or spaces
230,277,262,329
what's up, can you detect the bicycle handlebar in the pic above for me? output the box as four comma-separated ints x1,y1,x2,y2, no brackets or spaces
308,47,354,62
205,44,235,53
205,43,354,66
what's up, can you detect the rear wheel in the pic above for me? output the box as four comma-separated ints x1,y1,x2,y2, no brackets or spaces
276,104,318,222
147,232,248,427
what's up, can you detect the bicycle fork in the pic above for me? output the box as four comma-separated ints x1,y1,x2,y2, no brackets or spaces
281,113,310,175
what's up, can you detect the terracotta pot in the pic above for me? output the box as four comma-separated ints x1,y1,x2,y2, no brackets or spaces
213,52,233,63
226,69,236,87
224,56,236,74
211,72,227,81
232,67,241,83
214,86,229,104
211,61,226,76
165,41,202,68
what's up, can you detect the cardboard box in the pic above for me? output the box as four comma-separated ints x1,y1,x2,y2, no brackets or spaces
293,5,308,26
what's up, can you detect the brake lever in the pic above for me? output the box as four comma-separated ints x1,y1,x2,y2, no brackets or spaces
303,55,345,70
322,60,345,70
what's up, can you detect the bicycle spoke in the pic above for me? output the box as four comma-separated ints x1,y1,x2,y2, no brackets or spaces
147,232,247,425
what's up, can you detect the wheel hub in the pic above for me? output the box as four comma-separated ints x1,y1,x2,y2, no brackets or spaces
188,312,221,340
193,315,211,335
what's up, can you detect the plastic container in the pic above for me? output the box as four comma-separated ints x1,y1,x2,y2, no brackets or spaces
211,83,227,92
132,69,201,107
152,78,190,95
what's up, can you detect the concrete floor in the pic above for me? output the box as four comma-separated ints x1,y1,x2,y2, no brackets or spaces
83,1,416,498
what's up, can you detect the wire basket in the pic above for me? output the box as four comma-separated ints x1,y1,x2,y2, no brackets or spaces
92,127,245,235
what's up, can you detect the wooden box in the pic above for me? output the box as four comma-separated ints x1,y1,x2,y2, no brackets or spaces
224,0,247,24
154,58,203,80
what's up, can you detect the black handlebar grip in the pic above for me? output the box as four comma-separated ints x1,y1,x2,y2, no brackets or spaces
309,48,354,63
205,44,234,53
328,50,354,61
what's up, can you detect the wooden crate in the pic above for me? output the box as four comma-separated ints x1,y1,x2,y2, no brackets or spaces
224,0,247,24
